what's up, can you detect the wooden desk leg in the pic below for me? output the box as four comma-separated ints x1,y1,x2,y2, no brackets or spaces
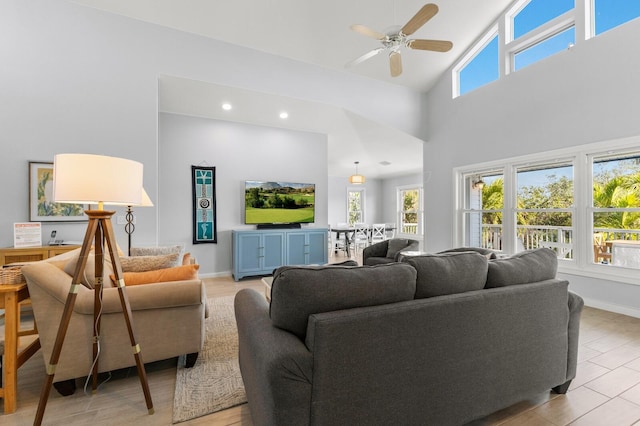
3,291,19,413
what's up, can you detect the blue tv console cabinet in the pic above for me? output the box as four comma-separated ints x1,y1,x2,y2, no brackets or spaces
232,228,328,281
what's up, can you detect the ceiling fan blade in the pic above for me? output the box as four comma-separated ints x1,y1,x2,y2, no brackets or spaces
389,51,402,77
409,39,453,52
350,24,386,40
346,47,385,68
401,3,439,36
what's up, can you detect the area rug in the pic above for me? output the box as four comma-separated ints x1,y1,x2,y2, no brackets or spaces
172,295,247,423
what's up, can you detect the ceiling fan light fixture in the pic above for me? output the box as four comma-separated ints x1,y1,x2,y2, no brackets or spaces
349,161,366,184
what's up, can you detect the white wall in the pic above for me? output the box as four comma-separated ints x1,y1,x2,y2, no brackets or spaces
0,1,425,253
327,177,383,226
423,18,640,315
158,113,327,276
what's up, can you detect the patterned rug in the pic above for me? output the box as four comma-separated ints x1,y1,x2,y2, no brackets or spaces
172,296,247,423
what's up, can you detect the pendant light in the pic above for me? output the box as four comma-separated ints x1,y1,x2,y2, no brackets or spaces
349,161,365,184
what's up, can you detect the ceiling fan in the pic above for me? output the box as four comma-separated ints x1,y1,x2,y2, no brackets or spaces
347,3,453,77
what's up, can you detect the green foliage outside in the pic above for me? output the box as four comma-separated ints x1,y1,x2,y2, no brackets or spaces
348,191,362,225
480,159,640,232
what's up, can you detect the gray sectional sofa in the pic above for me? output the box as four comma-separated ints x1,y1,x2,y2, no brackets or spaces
234,248,583,426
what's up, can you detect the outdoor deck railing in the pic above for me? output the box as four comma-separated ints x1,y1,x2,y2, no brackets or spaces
480,224,639,259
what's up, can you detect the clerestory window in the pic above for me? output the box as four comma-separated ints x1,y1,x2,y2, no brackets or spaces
453,0,640,97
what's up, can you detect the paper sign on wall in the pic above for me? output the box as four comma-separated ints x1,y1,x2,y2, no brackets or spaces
14,222,42,248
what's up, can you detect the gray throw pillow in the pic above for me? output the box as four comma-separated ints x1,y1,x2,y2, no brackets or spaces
485,248,557,288
405,252,488,298
270,263,417,339
386,239,410,259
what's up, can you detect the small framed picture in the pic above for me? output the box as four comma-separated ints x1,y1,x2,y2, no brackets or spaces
29,161,87,222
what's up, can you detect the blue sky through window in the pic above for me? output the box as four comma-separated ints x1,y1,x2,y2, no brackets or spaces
459,35,498,95
595,0,640,35
513,0,574,39
514,26,575,70
458,0,639,96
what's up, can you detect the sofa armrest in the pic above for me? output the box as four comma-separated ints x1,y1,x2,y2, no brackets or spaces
566,291,584,380
234,289,313,426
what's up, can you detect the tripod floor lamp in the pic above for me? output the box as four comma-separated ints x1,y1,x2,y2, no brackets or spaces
34,153,154,425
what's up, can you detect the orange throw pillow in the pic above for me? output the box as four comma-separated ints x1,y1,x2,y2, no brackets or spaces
110,264,199,286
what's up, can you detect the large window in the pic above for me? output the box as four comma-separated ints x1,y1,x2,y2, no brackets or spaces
453,0,640,97
456,142,640,282
347,189,364,225
590,152,640,267
398,186,423,236
515,162,574,258
461,172,504,250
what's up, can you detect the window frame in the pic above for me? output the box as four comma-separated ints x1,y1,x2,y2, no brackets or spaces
346,187,365,225
397,184,424,238
454,136,640,286
452,25,499,98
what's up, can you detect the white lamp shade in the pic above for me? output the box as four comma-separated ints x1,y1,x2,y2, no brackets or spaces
53,153,143,206
139,188,154,207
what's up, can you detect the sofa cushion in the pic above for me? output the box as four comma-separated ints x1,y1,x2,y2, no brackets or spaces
111,264,200,286
404,252,488,298
120,253,181,272
270,263,417,339
486,248,557,288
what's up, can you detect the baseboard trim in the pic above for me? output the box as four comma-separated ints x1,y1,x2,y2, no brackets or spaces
582,296,640,319
198,270,232,279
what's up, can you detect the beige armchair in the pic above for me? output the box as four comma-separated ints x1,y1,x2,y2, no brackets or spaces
22,260,206,394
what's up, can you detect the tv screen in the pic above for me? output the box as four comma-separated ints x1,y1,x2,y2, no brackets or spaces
245,181,315,225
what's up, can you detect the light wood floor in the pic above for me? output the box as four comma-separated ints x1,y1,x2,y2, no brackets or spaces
4,254,640,425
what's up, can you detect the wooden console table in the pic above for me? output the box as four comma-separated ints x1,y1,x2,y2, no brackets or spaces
0,245,80,268
0,282,41,414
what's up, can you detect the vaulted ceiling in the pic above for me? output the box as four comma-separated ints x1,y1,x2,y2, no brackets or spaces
69,0,515,178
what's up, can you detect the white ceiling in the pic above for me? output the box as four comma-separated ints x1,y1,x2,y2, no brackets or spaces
69,0,514,178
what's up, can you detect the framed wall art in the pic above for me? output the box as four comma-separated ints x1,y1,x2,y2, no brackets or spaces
191,165,217,244
29,161,87,222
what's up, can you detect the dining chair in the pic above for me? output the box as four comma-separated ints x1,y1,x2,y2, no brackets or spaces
385,223,396,239
353,223,370,253
371,224,386,244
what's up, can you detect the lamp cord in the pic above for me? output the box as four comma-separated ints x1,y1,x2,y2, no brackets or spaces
83,284,111,394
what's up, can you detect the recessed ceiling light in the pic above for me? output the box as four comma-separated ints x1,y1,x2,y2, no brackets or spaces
279,111,289,119
222,103,232,111
380,161,392,166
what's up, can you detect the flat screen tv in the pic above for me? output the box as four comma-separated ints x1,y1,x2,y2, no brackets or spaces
245,180,315,225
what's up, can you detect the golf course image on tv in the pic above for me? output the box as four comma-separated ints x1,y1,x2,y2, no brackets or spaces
245,180,315,224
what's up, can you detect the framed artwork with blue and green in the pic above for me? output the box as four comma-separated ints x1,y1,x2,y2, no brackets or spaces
29,161,87,222
191,165,217,244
